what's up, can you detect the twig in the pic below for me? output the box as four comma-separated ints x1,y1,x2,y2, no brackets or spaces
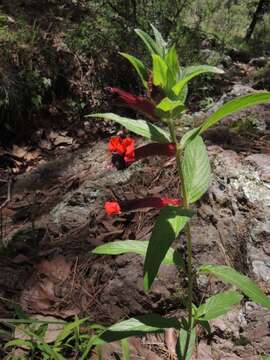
0,178,12,210
0,178,12,243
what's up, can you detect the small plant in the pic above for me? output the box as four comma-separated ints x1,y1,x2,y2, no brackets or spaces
89,25,270,359
3,313,106,360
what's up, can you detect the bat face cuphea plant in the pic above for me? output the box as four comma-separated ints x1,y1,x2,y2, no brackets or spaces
88,25,270,359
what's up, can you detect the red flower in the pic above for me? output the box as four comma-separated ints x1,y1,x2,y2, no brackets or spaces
109,137,176,170
104,201,121,215
108,136,135,164
104,197,182,216
106,87,158,121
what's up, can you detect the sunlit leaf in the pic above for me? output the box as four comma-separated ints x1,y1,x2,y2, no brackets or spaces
150,24,167,56
180,128,199,148
4,338,33,350
37,343,65,360
173,65,224,96
155,97,184,119
88,113,171,143
199,264,270,310
182,136,211,203
199,92,270,133
55,318,87,345
152,54,168,88
92,240,184,268
165,45,180,85
143,206,194,291
135,28,162,56
96,314,181,343
121,339,130,360
156,97,183,112
176,327,196,360
120,52,148,88
197,291,243,321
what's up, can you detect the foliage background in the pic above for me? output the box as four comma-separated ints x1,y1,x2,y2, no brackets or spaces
0,0,270,141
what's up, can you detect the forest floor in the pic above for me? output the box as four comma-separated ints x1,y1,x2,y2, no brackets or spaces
0,61,270,359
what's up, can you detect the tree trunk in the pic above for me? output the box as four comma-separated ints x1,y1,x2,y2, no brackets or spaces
245,0,268,41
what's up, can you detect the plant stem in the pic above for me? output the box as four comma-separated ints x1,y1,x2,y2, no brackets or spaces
168,120,193,360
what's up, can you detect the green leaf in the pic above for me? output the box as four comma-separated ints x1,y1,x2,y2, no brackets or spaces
97,314,181,343
55,318,87,345
121,339,130,360
4,338,33,350
120,52,148,88
81,334,104,360
37,343,66,360
199,92,270,134
143,206,194,291
92,240,184,268
199,264,270,310
198,320,211,335
155,97,184,119
88,113,171,143
156,97,183,112
14,305,30,320
176,327,196,360
180,128,199,148
197,291,243,321
182,136,211,203
173,65,224,96
178,84,188,104
135,28,162,56
262,357,270,360
165,45,180,85
152,54,168,88
150,24,167,56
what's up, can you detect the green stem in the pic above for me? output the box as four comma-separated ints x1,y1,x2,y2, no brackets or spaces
168,120,193,360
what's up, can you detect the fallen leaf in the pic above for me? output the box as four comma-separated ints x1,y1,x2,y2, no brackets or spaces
164,328,177,355
12,145,27,158
35,256,71,283
54,135,73,146
25,149,42,162
39,139,53,151
15,315,65,344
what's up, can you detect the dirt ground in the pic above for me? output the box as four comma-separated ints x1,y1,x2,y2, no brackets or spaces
0,76,270,358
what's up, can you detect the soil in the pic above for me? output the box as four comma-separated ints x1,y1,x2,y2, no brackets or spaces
0,77,270,357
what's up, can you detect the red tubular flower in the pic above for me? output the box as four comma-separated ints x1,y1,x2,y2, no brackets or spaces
108,136,135,165
108,136,176,170
104,197,182,216
106,87,159,121
104,201,121,215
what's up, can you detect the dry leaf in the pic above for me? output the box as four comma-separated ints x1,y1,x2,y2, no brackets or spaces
164,328,177,355
39,139,53,150
15,315,65,344
12,145,27,158
54,135,73,146
36,256,71,283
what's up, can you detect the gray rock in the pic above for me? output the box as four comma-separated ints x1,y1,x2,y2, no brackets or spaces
245,154,270,182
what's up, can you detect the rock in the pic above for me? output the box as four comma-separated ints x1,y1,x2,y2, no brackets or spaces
241,303,270,352
249,57,268,68
195,342,213,360
245,154,270,182
3,105,270,358
211,307,241,338
252,260,270,282
209,84,255,114
227,48,252,63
